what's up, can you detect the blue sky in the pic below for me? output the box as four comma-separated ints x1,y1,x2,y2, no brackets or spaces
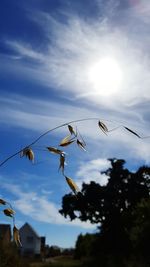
0,0,150,248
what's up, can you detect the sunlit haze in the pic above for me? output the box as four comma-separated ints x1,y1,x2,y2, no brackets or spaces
88,57,123,96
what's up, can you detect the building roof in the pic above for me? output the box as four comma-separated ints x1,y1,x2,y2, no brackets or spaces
20,222,40,239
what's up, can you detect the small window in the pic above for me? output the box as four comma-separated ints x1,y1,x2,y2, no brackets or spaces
26,236,34,243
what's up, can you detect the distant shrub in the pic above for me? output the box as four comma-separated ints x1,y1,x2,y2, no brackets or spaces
0,241,30,267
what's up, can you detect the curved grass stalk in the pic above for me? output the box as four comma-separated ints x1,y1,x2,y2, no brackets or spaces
0,117,149,167
0,118,98,167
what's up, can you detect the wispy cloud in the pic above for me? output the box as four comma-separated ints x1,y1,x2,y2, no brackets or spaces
0,94,100,134
1,181,95,229
2,3,150,106
0,1,150,163
0,3,149,147
0,93,149,164
5,40,44,61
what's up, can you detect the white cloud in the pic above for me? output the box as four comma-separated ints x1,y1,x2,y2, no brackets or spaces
0,1,150,164
5,40,44,61
41,189,53,195
1,182,96,229
0,93,149,165
1,6,149,147
3,5,150,106
75,158,111,187
0,94,100,135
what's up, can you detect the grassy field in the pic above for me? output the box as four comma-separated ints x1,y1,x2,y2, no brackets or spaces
30,256,82,267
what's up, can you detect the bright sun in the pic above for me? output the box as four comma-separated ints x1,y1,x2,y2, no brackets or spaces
88,57,123,96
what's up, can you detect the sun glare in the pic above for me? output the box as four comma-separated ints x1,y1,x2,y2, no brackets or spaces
88,57,123,96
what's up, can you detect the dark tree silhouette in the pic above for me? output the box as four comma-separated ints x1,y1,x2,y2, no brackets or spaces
60,159,150,267
60,159,150,225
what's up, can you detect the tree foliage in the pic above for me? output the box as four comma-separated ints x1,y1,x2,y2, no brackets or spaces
60,158,150,266
60,159,150,223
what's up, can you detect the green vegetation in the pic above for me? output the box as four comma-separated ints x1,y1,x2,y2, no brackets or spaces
0,242,30,267
60,159,150,267
30,256,82,267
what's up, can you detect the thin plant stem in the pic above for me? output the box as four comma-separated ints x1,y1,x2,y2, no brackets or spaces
0,118,99,167
0,117,148,167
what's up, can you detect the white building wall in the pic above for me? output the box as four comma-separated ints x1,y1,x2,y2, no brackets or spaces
20,223,41,255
